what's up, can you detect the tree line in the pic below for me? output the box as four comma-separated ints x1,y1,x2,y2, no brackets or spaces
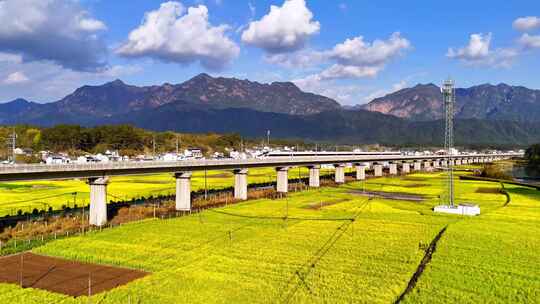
0,124,315,159
525,144,540,177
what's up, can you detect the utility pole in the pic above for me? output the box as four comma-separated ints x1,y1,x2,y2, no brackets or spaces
6,131,16,163
152,135,156,158
176,135,180,155
266,130,270,146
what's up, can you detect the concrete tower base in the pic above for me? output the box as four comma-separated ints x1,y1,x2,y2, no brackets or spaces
355,165,366,180
276,167,289,193
401,162,410,174
335,164,345,183
434,204,480,216
175,172,192,211
233,169,248,200
389,163,397,175
308,165,320,187
89,177,109,227
374,164,383,177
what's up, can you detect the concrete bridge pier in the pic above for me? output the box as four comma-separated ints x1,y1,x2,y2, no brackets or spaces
233,169,248,200
89,177,109,227
175,172,192,211
449,159,455,166
389,162,398,175
308,165,320,187
276,167,289,193
374,163,383,177
455,159,461,165
334,164,345,184
413,161,422,171
433,159,440,168
423,160,431,170
401,162,410,174
355,164,366,180
441,159,448,167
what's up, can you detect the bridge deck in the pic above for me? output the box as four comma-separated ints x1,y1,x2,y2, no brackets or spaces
0,154,518,182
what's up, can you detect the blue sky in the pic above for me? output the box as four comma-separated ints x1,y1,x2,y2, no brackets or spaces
0,0,539,105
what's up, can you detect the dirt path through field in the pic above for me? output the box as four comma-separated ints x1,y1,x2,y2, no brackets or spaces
394,225,448,303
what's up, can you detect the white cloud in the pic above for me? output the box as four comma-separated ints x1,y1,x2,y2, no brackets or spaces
0,58,143,102
99,65,144,78
447,33,518,68
77,17,107,32
318,64,382,80
513,16,540,32
241,0,320,53
0,0,108,71
0,53,22,64
329,32,411,66
360,80,408,104
3,71,29,85
293,32,410,81
117,1,239,70
519,33,540,49
293,76,409,106
447,33,491,60
265,49,326,68
293,76,367,105
248,2,256,17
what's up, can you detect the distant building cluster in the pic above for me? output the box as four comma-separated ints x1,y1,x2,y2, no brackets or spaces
2,145,524,165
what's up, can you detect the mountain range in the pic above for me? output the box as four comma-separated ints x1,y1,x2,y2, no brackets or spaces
2,73,540,146
361,83,540,122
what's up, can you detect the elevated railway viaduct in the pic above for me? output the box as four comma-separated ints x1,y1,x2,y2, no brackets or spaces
0,153,519,226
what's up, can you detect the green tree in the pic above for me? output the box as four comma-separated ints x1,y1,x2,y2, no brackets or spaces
525,144,540,177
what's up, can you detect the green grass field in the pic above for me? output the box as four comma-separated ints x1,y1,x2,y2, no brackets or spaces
0,168,538,303
0,167,340,216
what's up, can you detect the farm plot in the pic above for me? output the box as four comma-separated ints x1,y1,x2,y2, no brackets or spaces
0,167,323,217
402,184,540,303
0,184,445,303
0,253,148,297
0,171,536,303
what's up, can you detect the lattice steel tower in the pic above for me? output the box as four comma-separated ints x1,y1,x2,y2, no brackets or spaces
442,79,455,207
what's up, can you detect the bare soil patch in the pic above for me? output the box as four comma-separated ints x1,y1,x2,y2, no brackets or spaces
403,183,430,188
206,173,231,178
304,198,349,210
401,177,428,182
475,187,501,194
349,190,426,202
0,253,148,297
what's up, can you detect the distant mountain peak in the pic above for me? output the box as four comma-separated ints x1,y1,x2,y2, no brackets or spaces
8,98,31,104
412,83,438,89
105,79,126,86
360,82,540,122
190,73,213,82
